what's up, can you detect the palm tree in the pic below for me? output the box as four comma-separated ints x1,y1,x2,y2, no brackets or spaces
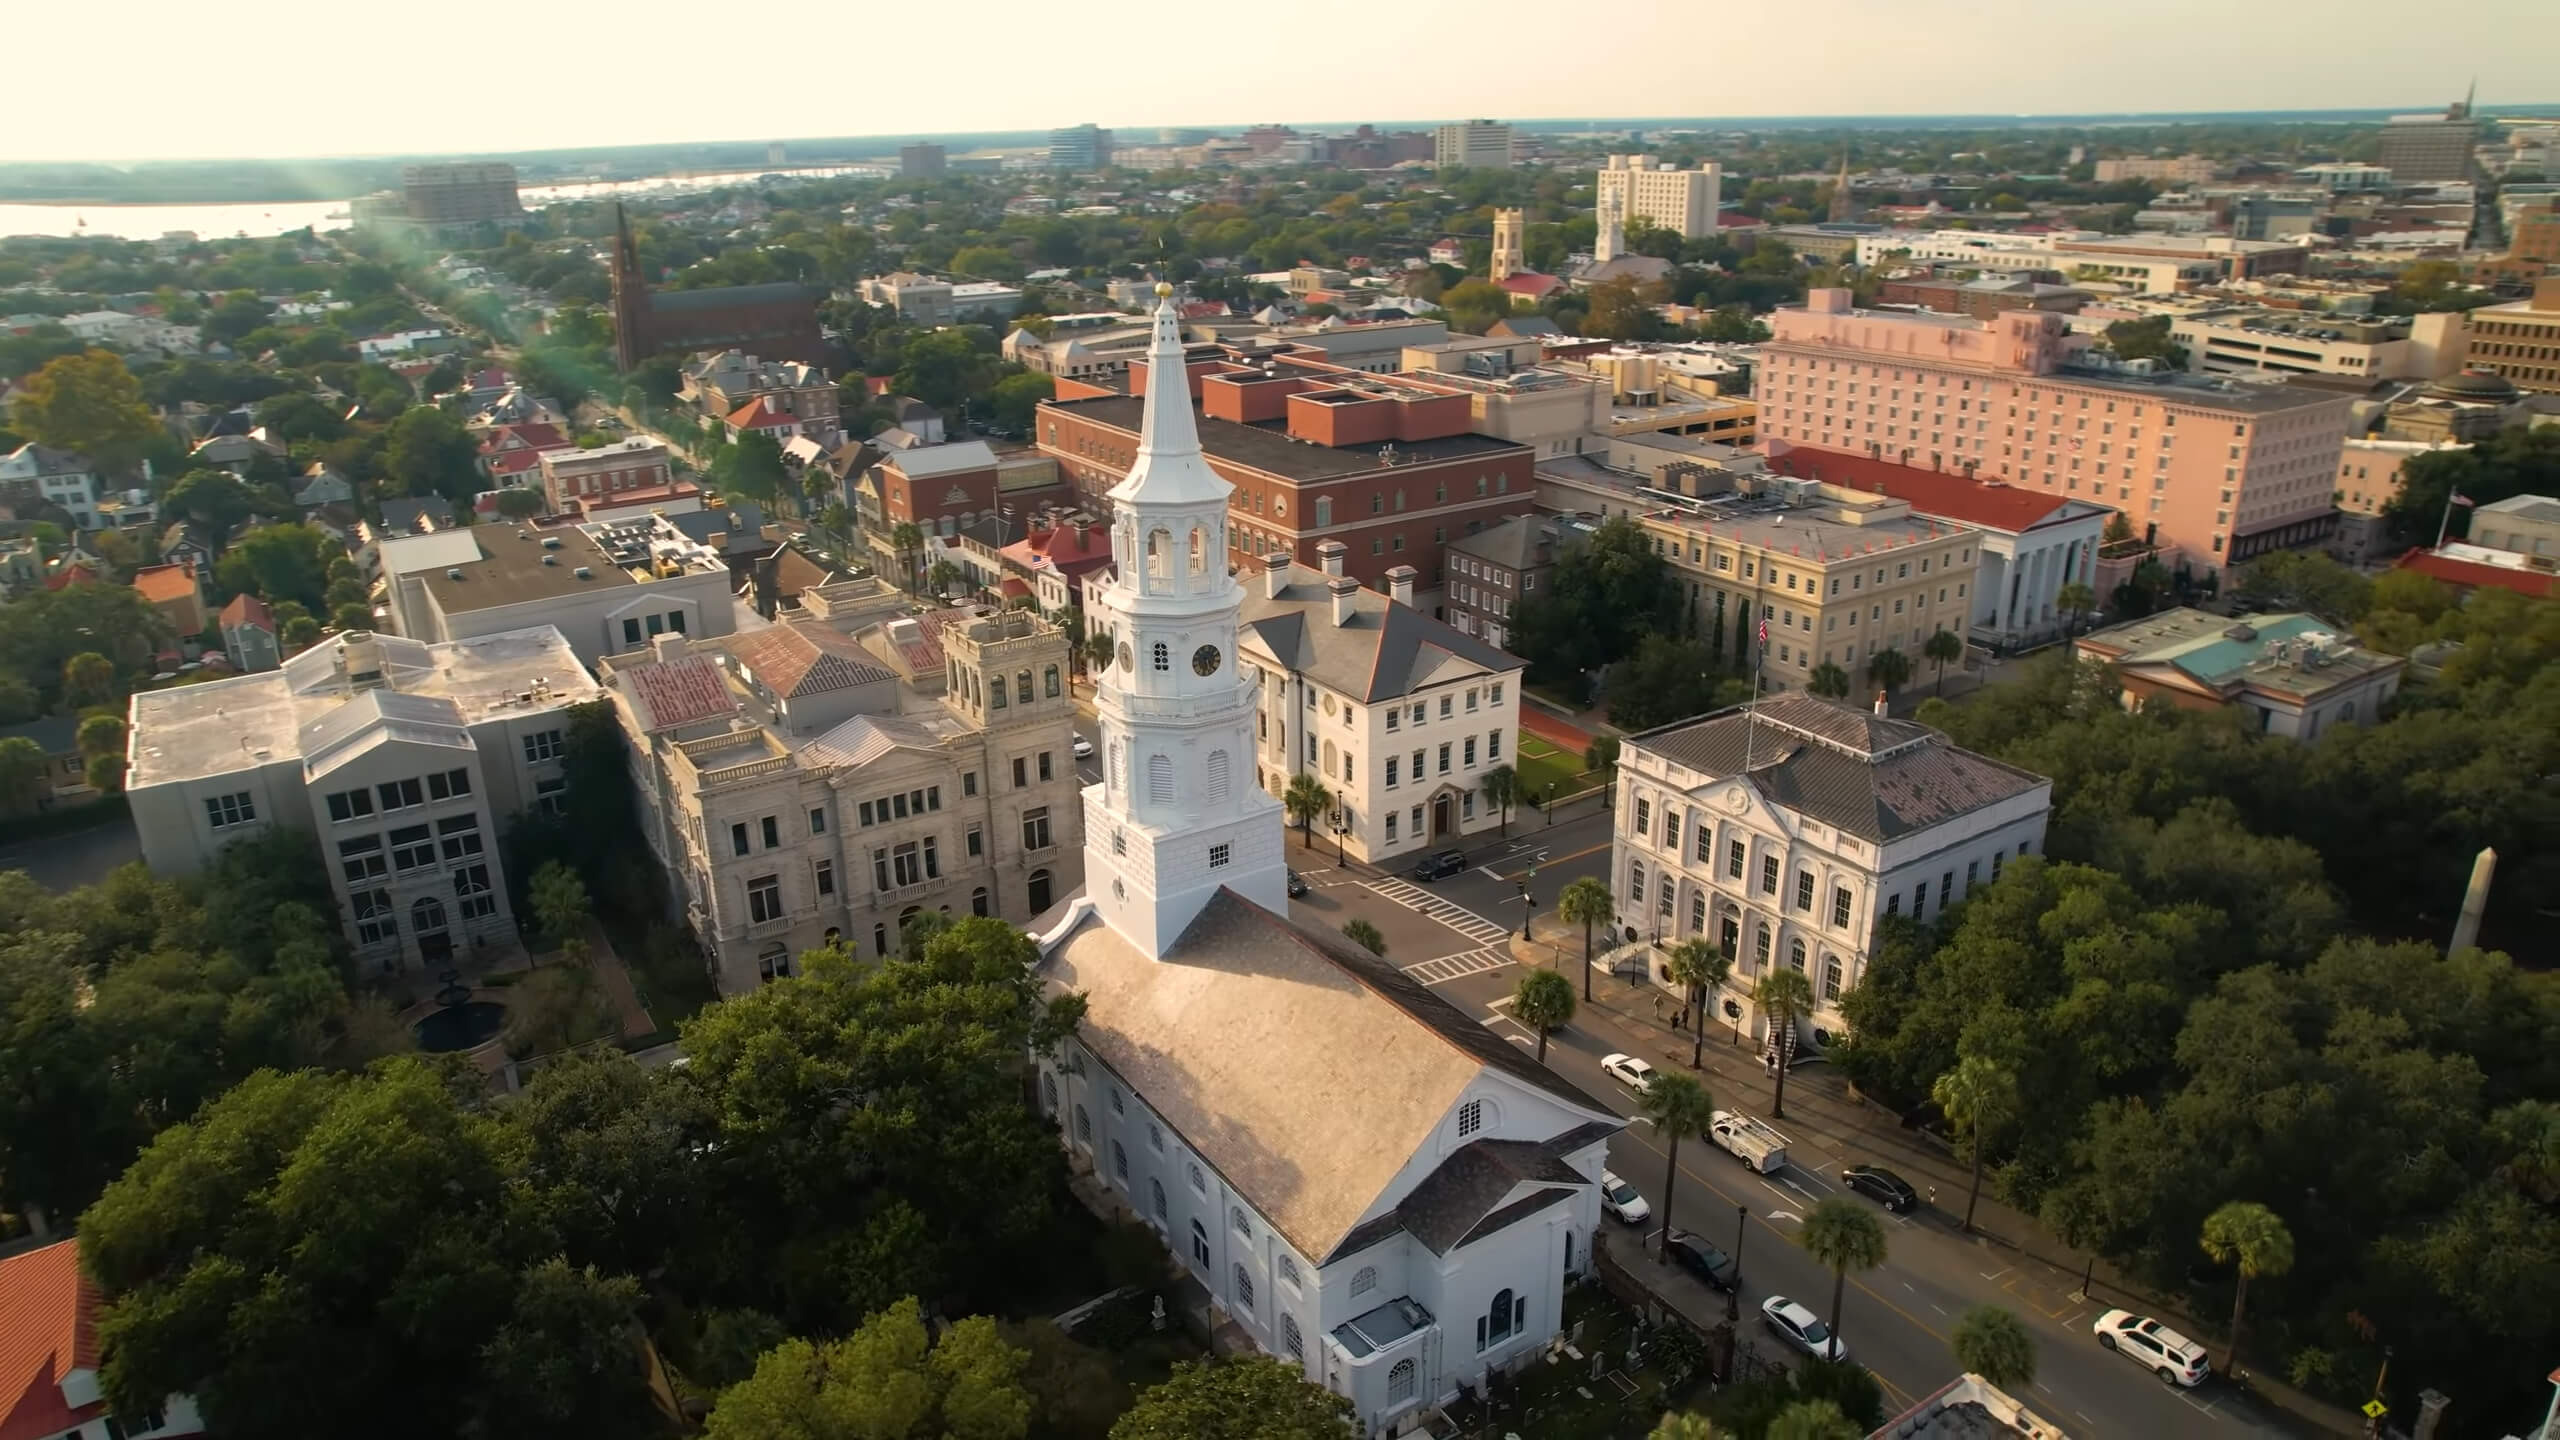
1512,968,1576,1064
1932,1055,2019,1234
927,558,962,597
2056,580,2098,635
1751,967,1814,1119
2198,1201,2294,1378
1797,1196,1887,1352
1807,661,1851,699
1081,627,1116,677
1923,628,1965,695
1340,918,1387,958
1767,1400,1861,1440
1481,763,1518,836
1557,876,1613,1003
1950,1304,2037,1389
1865,646,1913,701
1640,1071,1715,1267
1663,938,1729,1071
890,520,925,591
1282,773,1331,848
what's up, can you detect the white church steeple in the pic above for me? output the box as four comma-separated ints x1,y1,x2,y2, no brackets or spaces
1080,285,1287,958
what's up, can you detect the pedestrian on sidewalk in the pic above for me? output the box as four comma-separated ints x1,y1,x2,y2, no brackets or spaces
1928,1185,1939,1209
1651,994,1664,1022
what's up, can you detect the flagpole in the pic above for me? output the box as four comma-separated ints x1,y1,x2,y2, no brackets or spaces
2434,488,2464,549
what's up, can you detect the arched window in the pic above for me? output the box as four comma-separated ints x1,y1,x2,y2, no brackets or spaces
1151,641,1169,672
1028,869,1053,914
1189,1219,1209,1267
1188,526,1206,575
1044,665,1060,698
1187,1162,1206,1193
1230,1205,1252,1239
1146,529,1169,581
1283,1313,1304,1361
1206,750,1230,804
1148,754,1173,806
1016,671,1033,705
1388,1358,1416,1404
1073,1105,1091,1144
1040,1072,1058,1115
989,677,1007,710
1350,1265,1378,1297
1111,1140,1128,1179
1824,954,1844,1001
1232,1263,1254,1310
1151,1178,1167,1220
1482,1288,1515,1348
1789,938,1807,972
971,886,989,917
1109,1087,1125,1115
1277,1254,1302,1289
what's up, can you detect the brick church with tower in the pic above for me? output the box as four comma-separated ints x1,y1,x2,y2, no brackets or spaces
607,204,827,372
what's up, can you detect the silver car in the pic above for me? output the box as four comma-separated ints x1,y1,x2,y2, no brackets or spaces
1760,1295,1847,1363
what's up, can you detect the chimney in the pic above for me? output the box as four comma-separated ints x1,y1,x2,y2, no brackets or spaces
651,632,690,664
1385,564,1417,609
1328,575,1360,627
1075,515,1093,548
1265,550,1293,599
1317,539,1348,577
1873,690,1889,717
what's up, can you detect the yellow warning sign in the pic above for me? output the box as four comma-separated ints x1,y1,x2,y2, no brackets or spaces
2362,1400,2389,1419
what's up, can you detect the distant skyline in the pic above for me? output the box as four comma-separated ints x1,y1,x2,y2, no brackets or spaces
11,0,2559,165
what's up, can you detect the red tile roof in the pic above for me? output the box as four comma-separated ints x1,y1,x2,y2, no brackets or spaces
1715,211,1768,228
1767,446,2086,534
131,562,197,604
2394,548,2560,598
480,422,567,455
218,591,274,631
489,449,545,476
623,653,739,732
1497,272,1562,298
729,622,895,698
728,397,796,429
0,1239,102,1440
42,562,98,591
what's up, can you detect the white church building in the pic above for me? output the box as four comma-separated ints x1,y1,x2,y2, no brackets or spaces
1034,285,1625,1436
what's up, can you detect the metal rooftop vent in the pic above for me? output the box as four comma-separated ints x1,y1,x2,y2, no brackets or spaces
573,566,593,580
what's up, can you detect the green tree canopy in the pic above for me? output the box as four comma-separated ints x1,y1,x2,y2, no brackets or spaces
893,329,999,415
383,404,480,502
1107,1357,1355,1440
706,1297,1031,1440
1507,516,1680,702
986,370,1055,434
8,348,161,473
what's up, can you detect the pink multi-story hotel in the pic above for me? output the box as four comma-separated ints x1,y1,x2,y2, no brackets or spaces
1755,290,2353,575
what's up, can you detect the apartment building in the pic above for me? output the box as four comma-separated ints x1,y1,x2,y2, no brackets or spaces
126,629,597,969
376,513,738,667
1635,473,1982,689
1856,231,2308,293
2093,154,2221,185
2166,307,2467,381
2465,276,2560,396
1613,695,2051,1053
601,606,1084,993
535,438,674,514
1756,289,2355,574
679,350,839,441
1434,121,1512,169
2379,103,2477,183
1047,125,1114,171
1442,514,1559,650
1238,544,1524,863
1596,155,1723,239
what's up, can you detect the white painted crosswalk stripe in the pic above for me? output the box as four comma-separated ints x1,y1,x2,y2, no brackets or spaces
1399,947,1514,985
1361,879,1512,946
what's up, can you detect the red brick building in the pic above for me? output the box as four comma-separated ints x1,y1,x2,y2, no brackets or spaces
609,204,825,372
1037,354,1536,591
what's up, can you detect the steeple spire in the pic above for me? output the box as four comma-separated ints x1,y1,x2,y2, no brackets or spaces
1109,286,1227,507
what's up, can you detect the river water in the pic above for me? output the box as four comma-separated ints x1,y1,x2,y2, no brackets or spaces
0,163,893,242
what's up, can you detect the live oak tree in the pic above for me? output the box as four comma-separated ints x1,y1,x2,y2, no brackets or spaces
8,348,161,473
707,1298,1031,1440
1109,1357,1355,1440
1950,1304,2037,1389
1505,517,1680,703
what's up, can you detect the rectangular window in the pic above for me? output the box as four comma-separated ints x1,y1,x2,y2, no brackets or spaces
761,815,780,850
1629,862,1646,904
730,822,750,858
1463,737,1477,767
891,842,924,887
1967,859,1980,887
1796,870,1814,912
1487,730,1501,760
1941,871,1955,908
426,768,472,801
1022,807,1052,851
438,813,484,860
859,800,875,826
1635,797,1651,835
534,777,566,816
376,777,423,812
523,729,563,763
390,824,436,874
1439,696,1453,719
1438,743,1451,775
326,788,374,822
1386,757,1399,788
1386,811,1398,840
339,835,385,883
1386,710,1399,731
1209,842,1231,869
1039,751,1053,783
1696,824,1714,863
1012,757,1027,788
963,771,978,797
204,791,257,829
1728,839,1745,879
1833,885,1852,927
747,874,784,924
1761,854,1779,895
809,807,827,835
1887,892,1901,917
966,823,983,857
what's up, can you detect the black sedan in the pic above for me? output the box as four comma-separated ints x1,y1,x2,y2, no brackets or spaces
1286,870,1310,898
1662,1230,1740,1292
1842,1164,1919,1213
1411,849,1469,881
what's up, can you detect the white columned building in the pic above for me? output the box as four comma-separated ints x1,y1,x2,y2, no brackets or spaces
1037,288,1625,1437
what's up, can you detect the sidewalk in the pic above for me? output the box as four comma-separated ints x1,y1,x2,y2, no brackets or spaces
1501,924,2363,1439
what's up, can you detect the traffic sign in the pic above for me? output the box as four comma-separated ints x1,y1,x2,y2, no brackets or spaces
2362,1400,2387,1419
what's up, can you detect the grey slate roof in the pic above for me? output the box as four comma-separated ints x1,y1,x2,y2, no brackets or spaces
1395,1133,1602,1255
1240,562,1523,704
1446,514,1554,573
649,282,817,313
1630,694,2048,843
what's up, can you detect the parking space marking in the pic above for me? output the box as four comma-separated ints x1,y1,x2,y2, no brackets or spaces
1401,946,1514,985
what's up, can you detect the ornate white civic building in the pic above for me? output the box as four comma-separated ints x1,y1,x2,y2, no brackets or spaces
1037,288,1624,1436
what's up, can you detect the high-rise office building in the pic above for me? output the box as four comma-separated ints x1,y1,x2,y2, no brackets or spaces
1596,155,1724,240
2379,98,2478,183
899,143,947,178
398,164,523,223
1433,120,1512,169
1047,124,1115,171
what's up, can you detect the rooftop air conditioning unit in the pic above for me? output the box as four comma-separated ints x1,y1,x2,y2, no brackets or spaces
572,566,593,580
541,555,557,566
541,536,563,549
446,568,464,580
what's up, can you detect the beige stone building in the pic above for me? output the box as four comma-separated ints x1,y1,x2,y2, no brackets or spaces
1595,155,1723,240
601,596,1084,993
1636,480,1982,690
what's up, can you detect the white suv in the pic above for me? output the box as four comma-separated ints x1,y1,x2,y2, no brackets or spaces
2093,1308,2211,1387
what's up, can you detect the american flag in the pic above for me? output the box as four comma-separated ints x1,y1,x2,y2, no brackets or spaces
1757,617,1769,646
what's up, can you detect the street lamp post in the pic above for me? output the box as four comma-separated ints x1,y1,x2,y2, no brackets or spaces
1544,782,1557,827
1333,814,1349,865
1516,866,1538,939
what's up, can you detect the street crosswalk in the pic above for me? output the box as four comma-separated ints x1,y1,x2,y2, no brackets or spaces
1401,947,1514,985
1363,877,1514,947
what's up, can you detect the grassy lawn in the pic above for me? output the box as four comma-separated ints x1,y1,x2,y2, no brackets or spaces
1514,733,1595,807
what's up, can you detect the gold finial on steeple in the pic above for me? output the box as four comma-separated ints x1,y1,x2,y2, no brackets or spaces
1155,281,1174,297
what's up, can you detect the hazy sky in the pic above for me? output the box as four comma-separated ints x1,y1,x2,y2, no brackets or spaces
11,0,2557,165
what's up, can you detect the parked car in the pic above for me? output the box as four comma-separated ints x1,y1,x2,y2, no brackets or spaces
1599,1170,1650,1225
1841,1164,1919,1213
1072,735,1094,760
1411,849,1468,881
1286,869,1310,898
1663,1231,1739,1291
1600,1053,1656,1094
1760,1296,1847,1362
2093,1309,2211,1387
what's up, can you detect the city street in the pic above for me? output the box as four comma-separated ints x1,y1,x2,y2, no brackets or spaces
1254,808,2291,1440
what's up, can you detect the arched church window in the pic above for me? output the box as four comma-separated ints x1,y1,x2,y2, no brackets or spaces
1188,526,1205,575
1148,754,1173,806
1146,529,1169,581
1016,670,1033,705
1206,750,1230,804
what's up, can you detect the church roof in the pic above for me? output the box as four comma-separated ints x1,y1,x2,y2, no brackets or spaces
1239,562,1523,704
1044,889,1618,1263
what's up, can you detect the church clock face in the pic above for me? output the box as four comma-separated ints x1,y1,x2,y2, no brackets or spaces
1192,644,1223,677
1117,642,1134,671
